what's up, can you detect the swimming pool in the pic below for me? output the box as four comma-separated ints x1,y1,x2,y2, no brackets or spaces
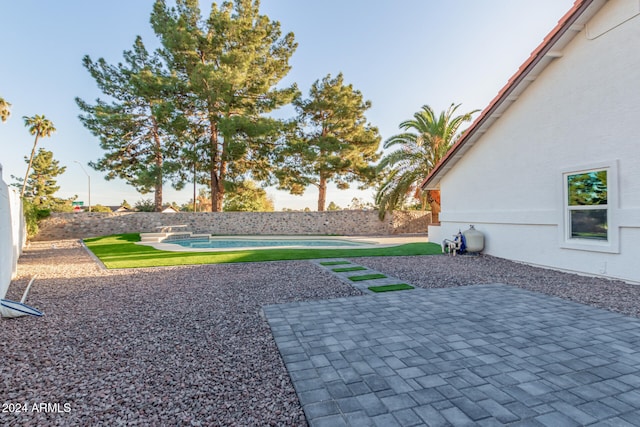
164,237,365,250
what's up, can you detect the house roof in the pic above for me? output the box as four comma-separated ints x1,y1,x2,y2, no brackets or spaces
421,0,607,190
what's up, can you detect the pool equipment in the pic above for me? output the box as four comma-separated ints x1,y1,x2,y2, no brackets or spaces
463,225,484,253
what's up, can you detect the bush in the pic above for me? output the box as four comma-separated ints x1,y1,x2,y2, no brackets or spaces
134,198,156,212
23,199,51,239
90,204,113,213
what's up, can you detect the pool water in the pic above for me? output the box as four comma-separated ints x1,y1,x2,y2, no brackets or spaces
165,238,363,249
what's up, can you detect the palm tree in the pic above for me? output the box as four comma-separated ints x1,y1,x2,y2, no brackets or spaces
375,103,478,221
21,115,56,198
0,97,11,122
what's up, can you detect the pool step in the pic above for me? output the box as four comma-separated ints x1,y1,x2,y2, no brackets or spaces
140,232,168,243
140,231,205,243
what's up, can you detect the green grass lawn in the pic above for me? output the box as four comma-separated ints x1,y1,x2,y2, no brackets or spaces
84,233,442,269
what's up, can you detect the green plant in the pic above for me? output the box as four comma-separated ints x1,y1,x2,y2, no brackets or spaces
90,204,113,213
134,198,156,212
375,104,478,219
23,199,51,238
319,261,351,266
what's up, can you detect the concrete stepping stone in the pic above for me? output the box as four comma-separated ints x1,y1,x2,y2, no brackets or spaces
311,259,414,294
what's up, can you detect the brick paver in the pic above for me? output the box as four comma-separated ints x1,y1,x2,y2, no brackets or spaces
264,283,640,426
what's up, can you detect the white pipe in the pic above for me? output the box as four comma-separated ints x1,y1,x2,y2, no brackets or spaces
20,274,37,303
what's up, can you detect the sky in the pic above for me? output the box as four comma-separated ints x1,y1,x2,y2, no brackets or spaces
0,0,575,211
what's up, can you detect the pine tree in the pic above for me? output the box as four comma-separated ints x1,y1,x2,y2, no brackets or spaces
150,0,298,211
76,37,187,211
21,148,66,208
275,73,381,211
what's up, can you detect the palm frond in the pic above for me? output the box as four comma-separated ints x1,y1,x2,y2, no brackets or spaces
376,103,478,219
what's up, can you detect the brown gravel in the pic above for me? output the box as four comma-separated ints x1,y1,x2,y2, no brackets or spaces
1,240,360,426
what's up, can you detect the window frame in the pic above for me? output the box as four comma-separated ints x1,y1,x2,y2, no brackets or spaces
560,160,619,253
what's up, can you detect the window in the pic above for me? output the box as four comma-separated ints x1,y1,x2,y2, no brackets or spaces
561,160,618,253
567,170,608,240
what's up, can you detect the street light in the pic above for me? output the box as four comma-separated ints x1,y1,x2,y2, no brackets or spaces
74,161,91,212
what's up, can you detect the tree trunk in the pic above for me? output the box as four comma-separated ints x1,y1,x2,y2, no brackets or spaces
318,174,327,211
214,119,231,212
210,170,219,212
152,123,163,212
216,155,227,212
427,189,441,224
209,122,221,212
210,157,225,212
192,161,197,213
213,172,224,212
21,134,40,198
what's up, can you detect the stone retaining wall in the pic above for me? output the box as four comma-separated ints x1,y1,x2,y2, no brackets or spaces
34,210,431,241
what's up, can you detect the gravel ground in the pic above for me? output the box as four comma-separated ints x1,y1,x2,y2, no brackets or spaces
3,241,640,426
1,240,360,426
354,254,640,318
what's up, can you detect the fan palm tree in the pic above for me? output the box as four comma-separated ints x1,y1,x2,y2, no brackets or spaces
21,115,56,198
375,103,478,220
0,97,11,122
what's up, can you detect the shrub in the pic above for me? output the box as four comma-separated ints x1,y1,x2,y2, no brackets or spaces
23,199,51,238
134,198,156,212
90,204,113,213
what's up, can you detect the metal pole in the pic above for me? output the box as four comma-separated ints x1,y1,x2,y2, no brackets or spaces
74,161,91,212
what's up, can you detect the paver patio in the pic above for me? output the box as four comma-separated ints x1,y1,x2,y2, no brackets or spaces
264,284,640,426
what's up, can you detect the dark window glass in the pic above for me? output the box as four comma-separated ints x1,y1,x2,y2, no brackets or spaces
570,209,607,240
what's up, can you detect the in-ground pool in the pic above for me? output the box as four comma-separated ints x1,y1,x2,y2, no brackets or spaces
163,237,366,250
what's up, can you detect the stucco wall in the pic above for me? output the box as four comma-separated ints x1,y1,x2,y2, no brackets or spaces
33,210,431,241
436,1,640,283
0,164,26,298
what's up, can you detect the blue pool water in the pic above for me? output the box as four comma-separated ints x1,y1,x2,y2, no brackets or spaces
165,238,363,249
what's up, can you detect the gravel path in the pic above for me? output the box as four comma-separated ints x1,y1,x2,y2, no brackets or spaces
354,254,640,318
1,240,360,426
3,241,639,426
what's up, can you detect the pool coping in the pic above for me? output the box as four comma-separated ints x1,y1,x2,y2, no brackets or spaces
136,235,429,252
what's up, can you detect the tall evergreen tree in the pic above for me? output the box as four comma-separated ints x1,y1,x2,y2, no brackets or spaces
0,97,11,122
21,148,67,207
275,73,381,211
150,0,298,211
375,104,478,220
76,36,187,211
21,115,56,198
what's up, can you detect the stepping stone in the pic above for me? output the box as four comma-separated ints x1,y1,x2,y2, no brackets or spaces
311,259,416,294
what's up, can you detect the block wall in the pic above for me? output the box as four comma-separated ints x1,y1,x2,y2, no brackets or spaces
34,210,431,241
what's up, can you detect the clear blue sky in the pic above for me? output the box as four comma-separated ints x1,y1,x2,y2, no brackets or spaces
0,0,574,210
